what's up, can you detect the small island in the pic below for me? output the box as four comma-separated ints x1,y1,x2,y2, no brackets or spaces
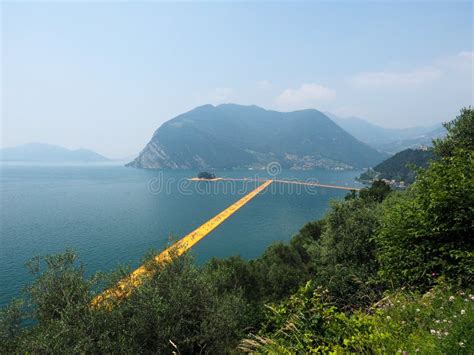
187,172,221,181
197,171,216,180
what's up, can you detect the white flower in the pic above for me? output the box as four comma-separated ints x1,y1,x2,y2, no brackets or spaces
430,329,436,335
386,315,392,320
416,308,420,312
435,320,440,323
449,296,455,301
459,342,465,348
460,309,465,315
444,331,449,336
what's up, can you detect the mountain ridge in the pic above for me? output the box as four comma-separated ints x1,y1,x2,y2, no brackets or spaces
128,104,387,170
325,113,446,154
0,143,110,162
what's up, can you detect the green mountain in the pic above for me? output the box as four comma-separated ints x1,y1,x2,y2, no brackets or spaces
359,148,435,184
0,143,110,162
127,104,387,170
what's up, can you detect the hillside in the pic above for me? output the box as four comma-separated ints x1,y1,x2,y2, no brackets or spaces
128,104,387,170
359,148,435,184
0,143,109,162
327,113,445,154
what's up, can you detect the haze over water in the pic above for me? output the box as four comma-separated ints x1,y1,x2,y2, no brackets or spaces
0,164,362,306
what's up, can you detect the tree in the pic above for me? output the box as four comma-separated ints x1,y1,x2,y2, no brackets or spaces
376,108,474,288
433,107,473,158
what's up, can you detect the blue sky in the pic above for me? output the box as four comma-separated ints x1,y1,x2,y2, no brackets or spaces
2,1,473,158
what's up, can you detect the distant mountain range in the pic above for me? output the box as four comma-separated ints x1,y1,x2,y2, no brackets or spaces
0,143,110,162
127,104,387,170
325,113,446,154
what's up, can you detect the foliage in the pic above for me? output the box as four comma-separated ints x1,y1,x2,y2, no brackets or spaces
241,282,474,354
376,147,474,288
434,107,474,158
358,179,392,202
0,252,250,354
197,171,216,179
312,197,384,309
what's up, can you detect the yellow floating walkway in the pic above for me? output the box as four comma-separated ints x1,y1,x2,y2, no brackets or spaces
92,179,273,307
187,177,360,191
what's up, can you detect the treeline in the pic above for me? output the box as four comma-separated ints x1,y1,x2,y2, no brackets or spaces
1,108,473,353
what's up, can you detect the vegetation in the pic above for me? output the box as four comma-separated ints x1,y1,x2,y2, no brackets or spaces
197,171,216,179
359,148,435,184
1,108,472,353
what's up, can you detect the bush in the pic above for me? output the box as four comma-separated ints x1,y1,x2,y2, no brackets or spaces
377,149,474,289
0,251,250,353
241,282,474,354
313,197,384,309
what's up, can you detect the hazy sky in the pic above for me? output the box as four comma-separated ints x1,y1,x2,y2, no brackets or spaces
2,2,473,158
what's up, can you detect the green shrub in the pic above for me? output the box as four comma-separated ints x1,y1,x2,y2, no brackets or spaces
241,283,474,354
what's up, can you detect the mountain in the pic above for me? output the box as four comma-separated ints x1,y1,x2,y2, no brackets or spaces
373,126,446,153
325,113,446,154
359,148,436,185
127,104,387,170
0,143,110,162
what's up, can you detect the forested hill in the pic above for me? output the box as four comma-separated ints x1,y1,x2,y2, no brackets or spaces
127,104,387,170
359,148,435,184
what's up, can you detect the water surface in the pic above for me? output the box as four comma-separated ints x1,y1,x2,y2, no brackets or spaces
0,164,362,306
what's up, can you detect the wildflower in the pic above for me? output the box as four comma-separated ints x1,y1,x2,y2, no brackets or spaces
430,329,436,335
444,331,449,336
460,291,465,296
449,296,455,301
460,309,465,315
386,316,391,320
459,342,465,348
443,319,447,323
435,320,440,323
470,295,474,301
416,308,420,312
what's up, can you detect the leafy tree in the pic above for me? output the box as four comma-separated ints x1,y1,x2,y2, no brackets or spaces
359,179,391,202
313,197,384,309
376,108,474,288
433,107,473,158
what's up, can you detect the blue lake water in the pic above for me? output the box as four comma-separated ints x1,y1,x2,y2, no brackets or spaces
0,164,363,307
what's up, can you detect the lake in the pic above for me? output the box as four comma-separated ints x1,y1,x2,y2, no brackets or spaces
0,164,363,306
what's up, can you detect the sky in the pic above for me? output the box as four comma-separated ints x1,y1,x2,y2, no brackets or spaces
1,1,473,158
